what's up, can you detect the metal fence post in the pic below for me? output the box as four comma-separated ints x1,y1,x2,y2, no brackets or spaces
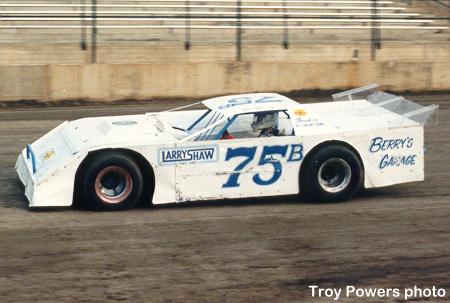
185,0,191,50
236,0,242,61
80,0,87,50
370,0,381,61
282,0,289,49
91,0,97,63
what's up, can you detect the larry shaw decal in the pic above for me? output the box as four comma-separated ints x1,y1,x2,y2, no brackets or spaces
158,145,219,165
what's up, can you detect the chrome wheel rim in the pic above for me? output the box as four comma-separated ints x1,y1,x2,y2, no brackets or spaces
95,166,133,204
318,158,352,193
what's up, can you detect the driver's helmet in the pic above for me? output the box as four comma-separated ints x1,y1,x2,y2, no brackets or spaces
251,112,278,132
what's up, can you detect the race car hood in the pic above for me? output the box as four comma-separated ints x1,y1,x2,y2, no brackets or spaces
61,114,180,152
16,113,180,188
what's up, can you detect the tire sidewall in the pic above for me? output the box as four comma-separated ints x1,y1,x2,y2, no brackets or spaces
81,152,143,211
303,145,362,202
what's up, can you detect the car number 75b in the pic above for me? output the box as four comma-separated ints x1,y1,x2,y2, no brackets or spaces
222,144,303,188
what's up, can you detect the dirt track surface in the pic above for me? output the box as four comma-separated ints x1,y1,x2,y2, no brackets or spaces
0,96,449,303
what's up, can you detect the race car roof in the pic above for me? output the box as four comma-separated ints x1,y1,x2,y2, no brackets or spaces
202,93,298,117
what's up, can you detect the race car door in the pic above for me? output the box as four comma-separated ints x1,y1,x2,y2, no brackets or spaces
172,111,304,202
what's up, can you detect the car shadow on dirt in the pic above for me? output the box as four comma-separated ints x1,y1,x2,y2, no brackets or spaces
6,174,429,212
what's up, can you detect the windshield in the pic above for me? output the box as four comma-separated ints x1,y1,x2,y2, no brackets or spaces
151,102,227,141
186,110,228,141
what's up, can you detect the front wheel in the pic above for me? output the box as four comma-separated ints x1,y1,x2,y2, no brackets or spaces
80,151,143,211
301,145,362,202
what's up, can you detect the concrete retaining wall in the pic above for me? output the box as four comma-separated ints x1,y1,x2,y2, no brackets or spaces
1,42,449,65
1,61,449,102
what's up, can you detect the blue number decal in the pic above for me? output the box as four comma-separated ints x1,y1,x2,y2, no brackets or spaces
218,97,252,109
218,96,281,109
222,147,257,188
287,144,303,162
223,144,303,188
254,96,282,103
253,145,288,185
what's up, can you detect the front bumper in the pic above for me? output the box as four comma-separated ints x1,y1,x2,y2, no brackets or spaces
15,150,36,206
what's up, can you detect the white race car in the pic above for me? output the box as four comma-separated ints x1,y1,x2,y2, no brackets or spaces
16,84,438,210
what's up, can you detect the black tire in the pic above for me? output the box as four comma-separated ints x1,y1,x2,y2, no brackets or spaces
301,145,362,202
80,151,143,211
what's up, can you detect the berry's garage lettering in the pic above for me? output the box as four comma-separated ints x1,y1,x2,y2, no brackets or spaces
369,136,417,169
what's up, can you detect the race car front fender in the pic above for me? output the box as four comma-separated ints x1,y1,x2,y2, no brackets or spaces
16,149,87,207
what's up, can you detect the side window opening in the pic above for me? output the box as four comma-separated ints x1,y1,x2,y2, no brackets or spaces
219,111,295,140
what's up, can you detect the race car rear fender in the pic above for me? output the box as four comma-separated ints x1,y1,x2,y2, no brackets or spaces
299,124,424,191
299,139,365,187
358,125,425,189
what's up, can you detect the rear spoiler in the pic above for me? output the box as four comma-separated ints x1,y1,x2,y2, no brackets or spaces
332,83,439,126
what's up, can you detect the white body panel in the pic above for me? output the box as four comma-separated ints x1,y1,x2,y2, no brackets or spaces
173,136,303,201
16,87,433,207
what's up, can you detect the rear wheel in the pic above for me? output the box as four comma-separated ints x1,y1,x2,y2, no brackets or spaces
80,151,143,211
301,145,362,202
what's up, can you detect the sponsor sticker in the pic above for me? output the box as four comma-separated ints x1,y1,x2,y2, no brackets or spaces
112,120,137,126
369,136,417,169
295,117,324,128
158,145,218,165
294,109,307,116
42,149,55,161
